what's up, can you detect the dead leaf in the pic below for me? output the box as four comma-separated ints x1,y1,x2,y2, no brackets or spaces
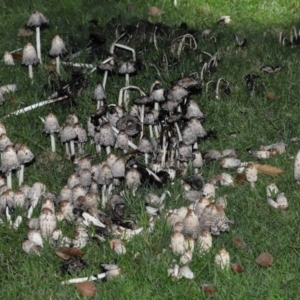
76,281,97,298
55,247,84,260
148,6,164,16
231,263,244,273
18,28,33,37
11,53,22,60
255,252,274,267
197,9,209,14
235,173,248,185
10,96,18,103
201,284,217,295
255,164,285,176
266,91,275,100
232,237,248,250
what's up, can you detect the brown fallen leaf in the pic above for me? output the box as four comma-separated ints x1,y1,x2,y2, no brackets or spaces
11,53,22,60
148,6,164,16
231,263,244,273
18,28,33,37
55,247,84,260
232,237,248,250
76,281,97,298
255,252,274,267
201,284,217,295
255,164,285,176
235,173,248,185
266,91,275,100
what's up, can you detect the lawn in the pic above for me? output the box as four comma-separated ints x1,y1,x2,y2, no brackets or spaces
1,0,300,299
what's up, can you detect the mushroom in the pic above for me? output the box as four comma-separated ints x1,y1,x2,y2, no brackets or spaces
43,113,60,152
197,229,212,255
22,42,39,79
60,123,77,157
49,35,67,75
93,83,106,109
73,123,88,155
26,10,49,64
245,162,258,189
137,136,153,165
94,122,115,155
215,248,230,270
0,145,19,189
294,150,300,183
3,51,14,65
16,145,35,186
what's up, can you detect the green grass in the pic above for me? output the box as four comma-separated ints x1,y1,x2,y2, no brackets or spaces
1,0,300,299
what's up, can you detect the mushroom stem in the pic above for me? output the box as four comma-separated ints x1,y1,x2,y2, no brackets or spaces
36,27,42,64
70,140,75,156
216,78,227,99
6,171,12,189
6,206,12,226
28,65,33,79
106,146,111,155
61,273,106,285
19,164,25,186
140,104,145,140
200,62,207,81
174,122,183,142
103,71,108,89
102,185,107,208
118,85,146,107
50,133,56,152
56,56,60,75
3,95,68,118
65,142,70,156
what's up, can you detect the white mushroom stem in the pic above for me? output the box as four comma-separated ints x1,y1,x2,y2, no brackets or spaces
174,122,183,142
102,185,107,208
56,56,60,75
118,85,146,108
19,164,25,186
90,57,113,73
50,134,56,152
36,27,42,64
28,65,33,79
65,143,70,156
200,62,207,81
61,273,106,285
6,171,12,189
113,43,136,62
3,95,68,119
70,140,75,156
215,78,228,99
106,146,111,155
13,216,22,229
206,80,215,94
6,206,12,226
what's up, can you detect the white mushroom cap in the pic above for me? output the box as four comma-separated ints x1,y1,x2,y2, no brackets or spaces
22,43,39,65
0,134,12,152
3,51,14,65
44,113,60,134
17,145,35,164
0,145,19,173
27,10,49,27
49,35,67,57
93,83,106,101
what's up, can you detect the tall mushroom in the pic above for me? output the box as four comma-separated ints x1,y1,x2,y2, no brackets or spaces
49,35,67,75
93,83,106,109
16,145,35,186
26,10,49,64
22,43,39,79
43,113,60,152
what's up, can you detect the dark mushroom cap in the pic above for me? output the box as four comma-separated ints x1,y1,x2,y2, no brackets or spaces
133,95,153,106
178,142,194,162
97,62,115,72
116,115,141,137
173,76,201,90
167,84,189,102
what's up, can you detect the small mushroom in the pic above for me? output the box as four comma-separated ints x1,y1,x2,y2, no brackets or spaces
16,144,35,186
215,248,230,270
93,83,106,109
39,207,57,238
22,42,39,79
245,162,258,189
43,113,60,152
49,35,67,75
3,51,14,65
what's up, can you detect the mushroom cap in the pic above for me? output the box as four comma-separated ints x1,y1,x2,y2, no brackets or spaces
94,122,115,147
44,112,60,134
167,84,189,102
106,105,125,127
0,145,20,173
49,35,67,57
97,62,115,72
138,136,153,154
60,123,77,142
3,51,14,65
97,164,113,185
116,115,141,137
173,76,201,90
17,145,35,164
73,123,88,143
22,43,39,65
111,157,126,178
93,83,106,101
27,10,49,27
115,130,129,151
118,60,136,74
183,99,205,120
133,95,153,105
178,142,194,162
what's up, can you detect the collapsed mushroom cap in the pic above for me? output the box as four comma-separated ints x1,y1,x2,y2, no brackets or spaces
118,60,136,75
22,43,39,65
27,10,49,27
49,35,67,57
116,115,141,137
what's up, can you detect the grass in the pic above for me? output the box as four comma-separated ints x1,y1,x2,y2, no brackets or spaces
1,0,300,299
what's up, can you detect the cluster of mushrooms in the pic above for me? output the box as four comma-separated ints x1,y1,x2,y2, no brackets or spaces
0,8,298,294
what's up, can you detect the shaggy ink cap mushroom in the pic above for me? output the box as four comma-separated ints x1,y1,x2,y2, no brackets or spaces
49,35,67,75
26,10,49,64
22,42,39,79
93,83,106,109
3,51,14,65
44,112,60,152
